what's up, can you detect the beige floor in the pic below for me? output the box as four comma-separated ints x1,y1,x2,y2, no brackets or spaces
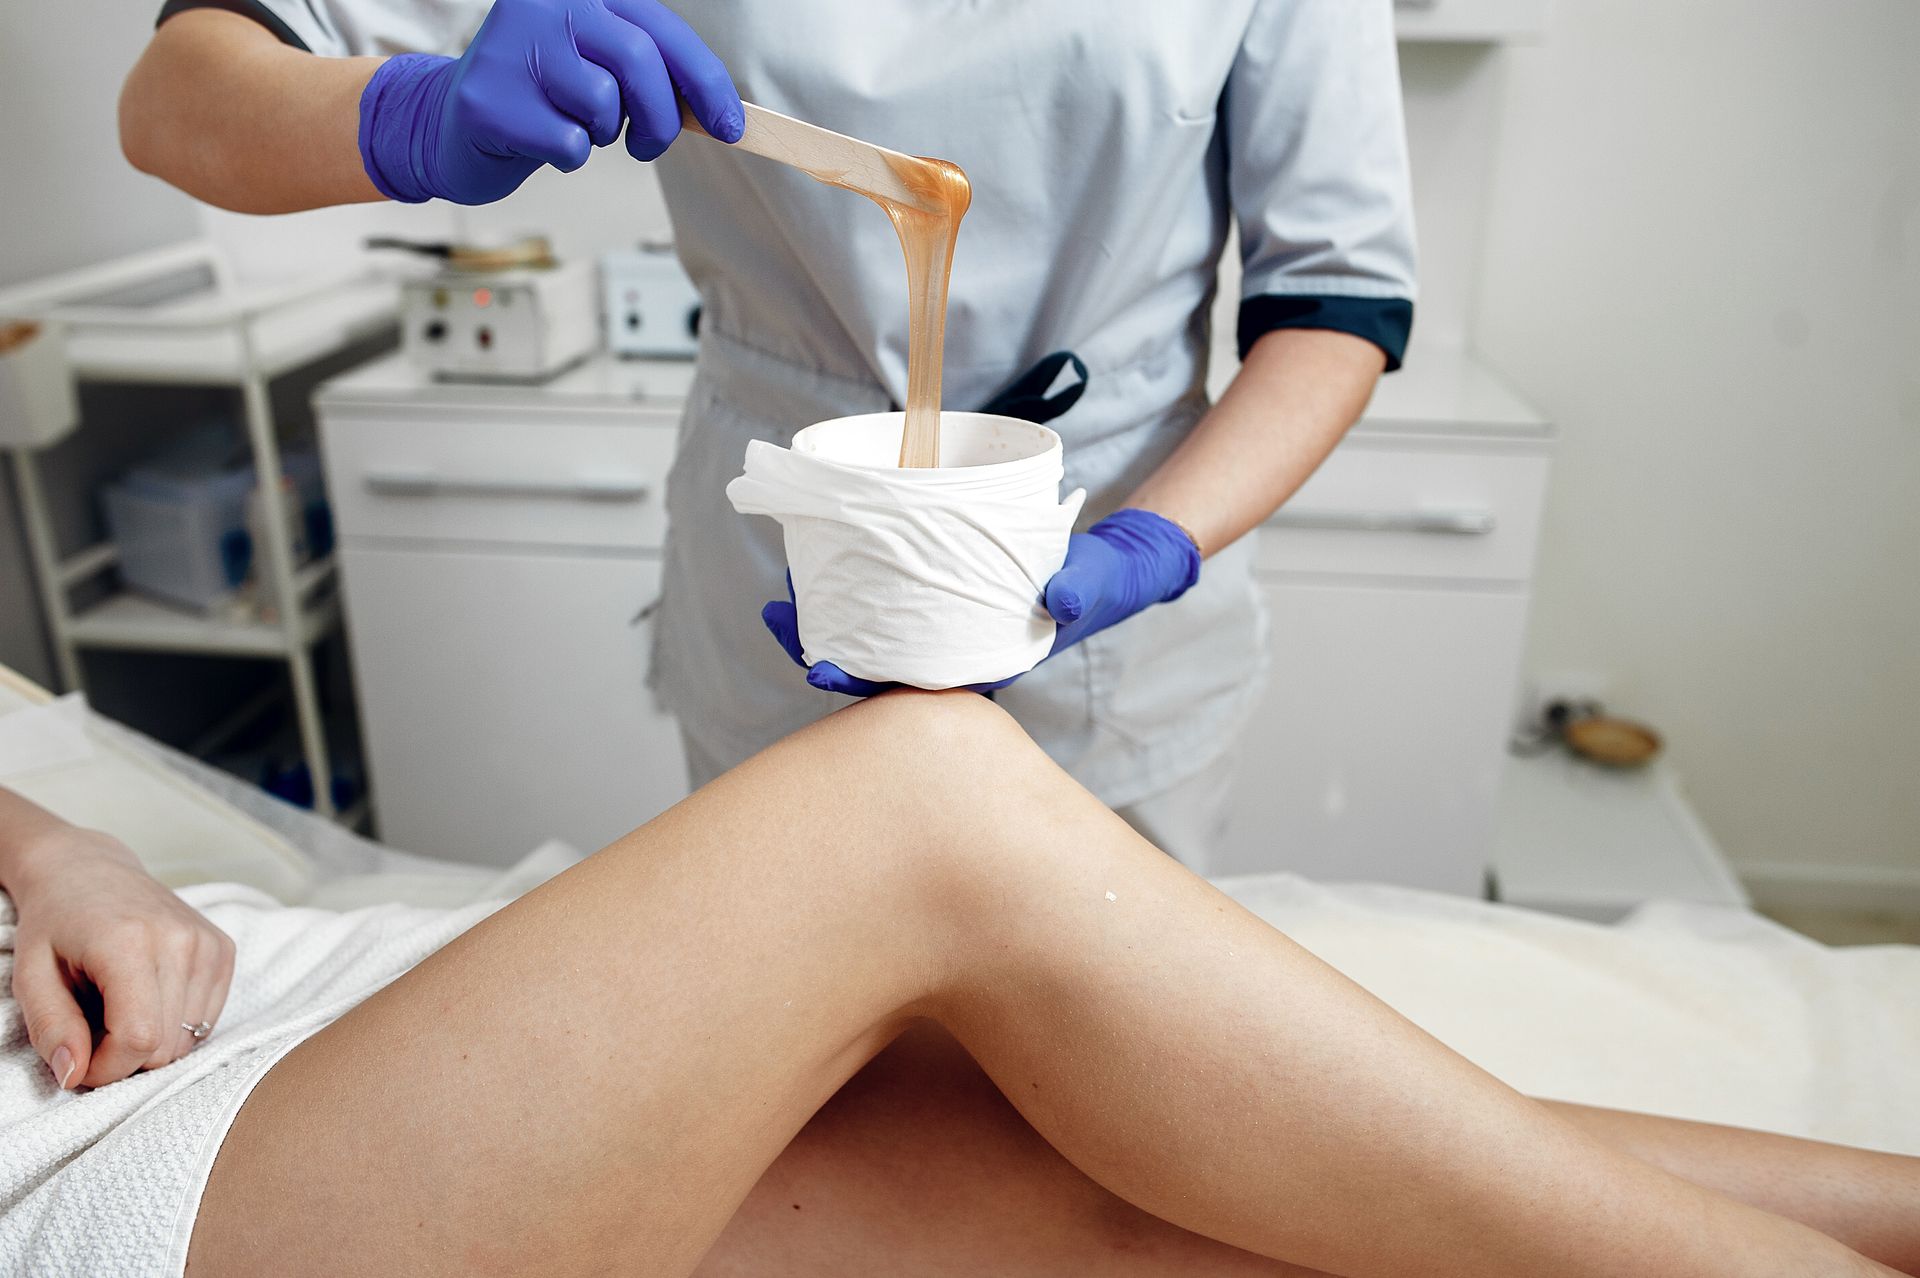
1759,905,1920,947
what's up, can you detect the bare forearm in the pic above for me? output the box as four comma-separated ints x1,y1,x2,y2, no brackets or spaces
120,9,383,214
0,787,81,900
1127,328,1385,556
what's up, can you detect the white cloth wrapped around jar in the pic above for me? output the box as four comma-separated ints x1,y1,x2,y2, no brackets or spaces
726,412,1087,689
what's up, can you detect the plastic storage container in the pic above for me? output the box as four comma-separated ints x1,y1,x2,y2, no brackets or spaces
103,465,257,610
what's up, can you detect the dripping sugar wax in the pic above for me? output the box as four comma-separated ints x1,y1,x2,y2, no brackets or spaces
677,102,972,467
820,154,971,467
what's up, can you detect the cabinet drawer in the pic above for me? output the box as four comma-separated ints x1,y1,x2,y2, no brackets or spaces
340,544,687,863
1256,444,1549,583
320,414,676,550
1219,578,1531,892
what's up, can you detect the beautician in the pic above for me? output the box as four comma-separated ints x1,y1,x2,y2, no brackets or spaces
121,0,1415,869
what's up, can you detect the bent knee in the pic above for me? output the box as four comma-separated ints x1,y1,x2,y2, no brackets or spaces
835,689,1029,761
817,690,1060,858
866,686,1016,727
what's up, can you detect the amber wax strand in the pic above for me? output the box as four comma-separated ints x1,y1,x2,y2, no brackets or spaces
871,157,971,468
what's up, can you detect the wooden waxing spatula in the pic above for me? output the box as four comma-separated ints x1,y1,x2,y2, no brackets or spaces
677,100,947,212
678,100,961,468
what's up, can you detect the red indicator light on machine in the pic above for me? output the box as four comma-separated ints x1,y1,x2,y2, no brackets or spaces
472,287,493,308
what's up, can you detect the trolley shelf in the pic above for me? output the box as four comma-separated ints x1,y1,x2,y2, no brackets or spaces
63,279,398,387
65,585,341,659
0,240,391,823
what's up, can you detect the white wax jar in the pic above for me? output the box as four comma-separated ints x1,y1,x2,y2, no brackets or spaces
727,411,1087,689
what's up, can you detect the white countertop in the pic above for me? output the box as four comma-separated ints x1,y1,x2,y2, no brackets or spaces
1492,749,1751,923
1392,0,1550,44
315,350,697,411
1358,344,1552,441
325,342,1548,443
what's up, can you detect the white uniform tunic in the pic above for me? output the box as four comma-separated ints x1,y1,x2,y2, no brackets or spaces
163,0,1418,839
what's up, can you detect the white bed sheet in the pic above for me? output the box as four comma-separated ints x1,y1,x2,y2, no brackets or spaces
0,668,577,910
2,667,1914,1156
1220,875,1918,1155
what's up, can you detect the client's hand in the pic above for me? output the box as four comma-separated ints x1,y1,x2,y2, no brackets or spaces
7,824,234,1090
760,508,1202,697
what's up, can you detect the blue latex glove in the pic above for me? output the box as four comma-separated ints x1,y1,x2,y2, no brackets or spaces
761,575,1025,698
357,0,742,206
762,508,1202,697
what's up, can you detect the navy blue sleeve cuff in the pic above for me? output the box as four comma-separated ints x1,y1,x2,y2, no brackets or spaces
156,0,310,51
1238,294,1415,372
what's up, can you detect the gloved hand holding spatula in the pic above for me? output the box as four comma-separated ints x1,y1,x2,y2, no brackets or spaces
358,0,743,205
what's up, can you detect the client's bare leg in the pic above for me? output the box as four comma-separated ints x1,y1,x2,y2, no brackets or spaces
1548,1103,1920,1274
696,1021,1320,1277
188,692,1891,1278
698,1029,1920,1277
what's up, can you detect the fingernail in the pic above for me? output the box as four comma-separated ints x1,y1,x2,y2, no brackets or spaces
806,667,832,689
1055,592,1082,622
721,109,744,143
50,1045,74,1090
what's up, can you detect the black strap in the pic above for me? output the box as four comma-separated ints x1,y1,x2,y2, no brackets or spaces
976,351,1089,425
156,0,310,50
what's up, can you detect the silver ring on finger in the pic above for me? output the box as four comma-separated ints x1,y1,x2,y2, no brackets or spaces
182,1021,212,1041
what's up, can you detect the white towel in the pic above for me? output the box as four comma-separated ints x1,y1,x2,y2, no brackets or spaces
726,428,1085,689
0,884,502,1278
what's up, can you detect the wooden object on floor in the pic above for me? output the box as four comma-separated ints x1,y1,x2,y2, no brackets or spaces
1565,716,1663,768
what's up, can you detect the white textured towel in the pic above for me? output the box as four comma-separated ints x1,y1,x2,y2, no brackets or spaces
0,885,501,1278
726,418,1086,689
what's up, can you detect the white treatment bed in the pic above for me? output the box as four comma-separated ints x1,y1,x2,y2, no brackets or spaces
2,663,1915,1157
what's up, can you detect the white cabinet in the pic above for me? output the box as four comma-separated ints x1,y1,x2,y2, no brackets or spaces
1394,0,1551,43
1222,579,1532,894
1218,352,1554,894
319,350,1549,888
338,544,684,863
317,354,694,865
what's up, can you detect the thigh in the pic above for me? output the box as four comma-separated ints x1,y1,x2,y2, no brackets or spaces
184,712,956,1278
697,1023,1320,1278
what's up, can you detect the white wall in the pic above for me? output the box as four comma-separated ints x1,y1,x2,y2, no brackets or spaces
0,0,206,688
0,1,203,290
195,133,673,285
0,0,673,694
1475,1,1920,880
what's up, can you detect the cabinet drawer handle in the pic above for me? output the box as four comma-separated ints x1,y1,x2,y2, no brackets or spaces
364,468,650,503
1269,507,1497,536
